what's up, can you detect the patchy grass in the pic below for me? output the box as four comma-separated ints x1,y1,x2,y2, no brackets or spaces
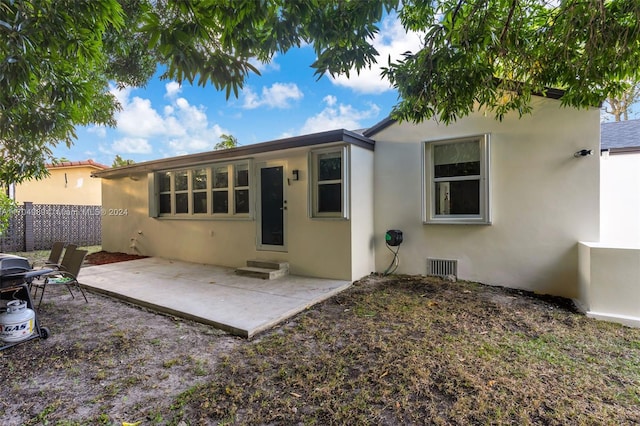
9,245,102,266
1,273,639,425
172,275,640,425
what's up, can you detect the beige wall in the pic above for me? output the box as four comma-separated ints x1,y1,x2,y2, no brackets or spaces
101,144,375,281
15,167,103,205
372,98,600,298
579,242,640,327
600,151,640,245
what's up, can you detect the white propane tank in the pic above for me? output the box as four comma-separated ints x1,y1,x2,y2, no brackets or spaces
0,300,35,343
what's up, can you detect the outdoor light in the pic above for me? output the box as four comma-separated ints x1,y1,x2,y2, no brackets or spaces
574,149,594,157
292,169,299,181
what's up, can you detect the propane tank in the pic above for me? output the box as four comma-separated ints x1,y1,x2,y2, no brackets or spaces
0,300,35,343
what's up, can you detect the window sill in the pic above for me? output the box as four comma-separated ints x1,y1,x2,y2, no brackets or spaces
424,218,491,225
156,215,254,221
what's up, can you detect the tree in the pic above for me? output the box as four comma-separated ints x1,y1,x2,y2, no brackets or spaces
112,155,136,168
2,0,640,184
603,82,640,121
214,134,239,150
0,0,155,185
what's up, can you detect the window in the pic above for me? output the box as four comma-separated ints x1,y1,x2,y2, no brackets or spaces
153,161,251,218
424,135,490,224
310,147,349,218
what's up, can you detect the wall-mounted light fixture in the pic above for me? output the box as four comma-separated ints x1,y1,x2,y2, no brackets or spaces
292,169,300,181
574,149,594,158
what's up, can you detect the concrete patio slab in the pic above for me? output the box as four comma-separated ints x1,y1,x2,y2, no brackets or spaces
77,257,352,338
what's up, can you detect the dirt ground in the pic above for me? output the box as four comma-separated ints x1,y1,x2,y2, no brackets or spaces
1,252,241,425
1,252,639,425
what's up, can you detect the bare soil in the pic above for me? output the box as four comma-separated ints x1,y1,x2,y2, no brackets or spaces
1,253,639,425
85,250,148,265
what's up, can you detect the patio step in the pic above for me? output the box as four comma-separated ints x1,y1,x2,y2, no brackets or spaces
236,260,289,280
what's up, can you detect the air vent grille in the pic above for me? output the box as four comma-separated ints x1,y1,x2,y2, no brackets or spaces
427,258,458,278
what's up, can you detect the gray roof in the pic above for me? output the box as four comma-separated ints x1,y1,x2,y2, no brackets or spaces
601,119,640,150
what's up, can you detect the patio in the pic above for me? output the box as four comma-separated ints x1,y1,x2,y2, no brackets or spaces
77,257,352,338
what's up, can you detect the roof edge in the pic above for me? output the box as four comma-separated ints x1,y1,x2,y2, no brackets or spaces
93,129,374,179
48,159,110,170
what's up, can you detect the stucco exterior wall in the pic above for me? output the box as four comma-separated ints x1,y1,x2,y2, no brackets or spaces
15,167,103,205
101,144,374,281
372,98,600,298
349,147,376,279
579,242,640,327
600,151,640,245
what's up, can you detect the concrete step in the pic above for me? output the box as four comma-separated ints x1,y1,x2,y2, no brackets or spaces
246,259,289,271
236,266,289,280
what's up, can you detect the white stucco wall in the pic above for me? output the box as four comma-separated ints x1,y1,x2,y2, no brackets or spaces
579,242,640,327
372,98,600,298
101,144,374,281
349,146,376,279
600,151,640,245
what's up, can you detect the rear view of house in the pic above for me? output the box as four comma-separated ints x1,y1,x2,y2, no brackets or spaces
95,92,600,303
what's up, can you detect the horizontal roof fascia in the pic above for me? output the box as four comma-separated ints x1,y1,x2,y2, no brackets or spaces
94,129,374,179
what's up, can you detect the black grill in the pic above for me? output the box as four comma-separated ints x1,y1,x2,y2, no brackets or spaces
0,254,49,288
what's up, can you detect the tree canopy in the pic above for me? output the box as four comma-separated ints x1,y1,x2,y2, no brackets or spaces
214,134,239,151
2,0,640,183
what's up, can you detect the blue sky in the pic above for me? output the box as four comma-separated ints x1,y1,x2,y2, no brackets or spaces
57,15,423,167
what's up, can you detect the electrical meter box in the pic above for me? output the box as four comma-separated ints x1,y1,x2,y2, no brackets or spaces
385,230,403,247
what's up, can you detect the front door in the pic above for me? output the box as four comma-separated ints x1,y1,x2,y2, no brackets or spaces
258,163,286,251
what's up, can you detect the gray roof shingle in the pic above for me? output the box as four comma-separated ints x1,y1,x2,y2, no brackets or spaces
601,119,640,150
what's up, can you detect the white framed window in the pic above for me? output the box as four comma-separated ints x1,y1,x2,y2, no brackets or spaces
152,160,252,218
309,146,349,219
423,135,490,224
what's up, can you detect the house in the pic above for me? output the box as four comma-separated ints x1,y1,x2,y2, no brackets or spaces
94,92,602,306
14,160,109,206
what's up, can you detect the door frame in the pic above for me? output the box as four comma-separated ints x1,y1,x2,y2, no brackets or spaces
256,161,288,252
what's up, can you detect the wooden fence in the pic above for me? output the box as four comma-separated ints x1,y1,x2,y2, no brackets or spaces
0,202,101,252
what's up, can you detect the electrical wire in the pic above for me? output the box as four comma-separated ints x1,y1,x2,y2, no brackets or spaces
383,242,400,275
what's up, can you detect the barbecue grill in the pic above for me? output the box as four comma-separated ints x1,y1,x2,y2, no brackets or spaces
0,254,51,350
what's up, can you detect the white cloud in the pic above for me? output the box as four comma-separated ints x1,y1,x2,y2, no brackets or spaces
299,96,381,134
87,125,107,138
111,137,153,154
165,81,182,98
329,14,424,94
242,82,304,109
108,85,230,156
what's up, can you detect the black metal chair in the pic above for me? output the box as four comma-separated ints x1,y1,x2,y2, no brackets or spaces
32,249,89,308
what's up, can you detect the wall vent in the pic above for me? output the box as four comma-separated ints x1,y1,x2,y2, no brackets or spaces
427,258,458,278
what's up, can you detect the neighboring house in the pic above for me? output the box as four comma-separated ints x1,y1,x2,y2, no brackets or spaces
94,92,601,305
14,160,109,206
600,119,640,246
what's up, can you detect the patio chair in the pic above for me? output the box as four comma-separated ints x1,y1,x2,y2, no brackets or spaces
32,249,89,309
44,243,77,271
30,241,65,269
